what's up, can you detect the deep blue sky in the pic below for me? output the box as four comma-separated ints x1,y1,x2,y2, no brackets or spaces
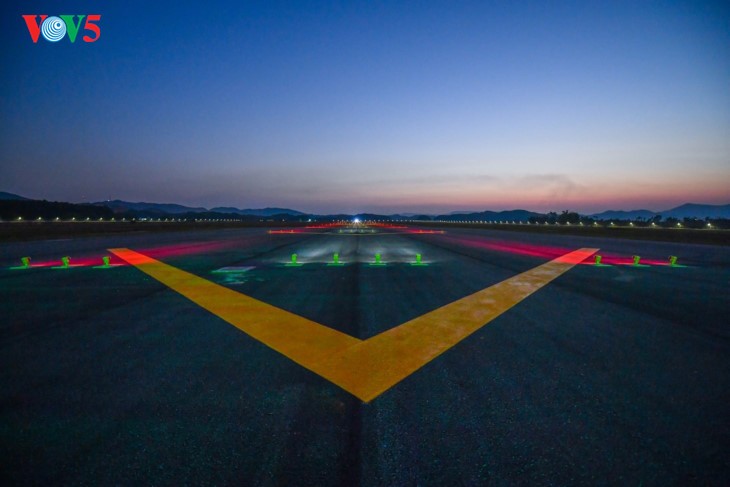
1,1,728,213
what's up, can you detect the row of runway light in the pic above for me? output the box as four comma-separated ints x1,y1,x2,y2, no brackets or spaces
268,229,444,234
278,253,684,268
6,217,247,223
5,253,430,269
370,219,715,229
6,253,684,270
3,218,719,228
9,255,120,269
284,252,428,267
592,254,684,267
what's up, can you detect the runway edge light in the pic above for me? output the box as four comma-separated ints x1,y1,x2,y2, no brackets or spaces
93,256,113,269
668,256,686,267
52,256,71,269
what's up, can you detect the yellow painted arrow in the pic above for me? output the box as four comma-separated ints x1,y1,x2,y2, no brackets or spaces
110,247,597,401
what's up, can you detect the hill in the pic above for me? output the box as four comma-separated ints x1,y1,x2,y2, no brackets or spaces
435,209,542,222
97,200,208,215
662,203,730,219
209,207,305,217
591,203,730,220
0,191,30,201
590,209,657,220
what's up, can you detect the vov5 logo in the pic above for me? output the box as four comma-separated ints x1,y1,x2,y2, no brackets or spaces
22,15,101,43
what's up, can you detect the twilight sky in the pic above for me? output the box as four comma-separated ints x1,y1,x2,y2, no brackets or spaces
1,1,728,214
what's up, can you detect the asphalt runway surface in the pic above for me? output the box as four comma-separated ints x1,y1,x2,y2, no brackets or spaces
1,225,728,485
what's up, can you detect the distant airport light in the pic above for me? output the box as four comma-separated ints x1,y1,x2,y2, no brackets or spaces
669,256,678,266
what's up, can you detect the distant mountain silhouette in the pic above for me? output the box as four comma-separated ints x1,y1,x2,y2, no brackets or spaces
589,209,657,220
661,203,730,219
435,209,541,222
0,191,30,201
5,192,729,220
97,200,208,215
591,203,730,220
89,200,306,217
210,207,305,216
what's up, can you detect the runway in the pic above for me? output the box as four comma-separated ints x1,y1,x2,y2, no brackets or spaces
1,224,728,484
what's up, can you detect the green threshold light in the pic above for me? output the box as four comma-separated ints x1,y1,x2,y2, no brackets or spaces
369,253,386,266
327,252,345,266
285,253,303,267
410,253,428,266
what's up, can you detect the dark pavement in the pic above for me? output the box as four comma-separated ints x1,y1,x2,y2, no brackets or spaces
1,226,728,485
